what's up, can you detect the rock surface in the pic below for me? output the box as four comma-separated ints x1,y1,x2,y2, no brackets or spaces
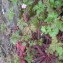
0,0,19,63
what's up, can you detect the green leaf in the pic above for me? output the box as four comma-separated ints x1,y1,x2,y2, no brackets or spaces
45,12,58,23
50,0,54,4
56,47,63,56
48,38,63,56
41,25,59,38
7,7,14,20
41,26,48,34
33,0,44,15
52,20,63,32
55,1,62,7
49,28,59,37
1,23,7,32
10,31,20,44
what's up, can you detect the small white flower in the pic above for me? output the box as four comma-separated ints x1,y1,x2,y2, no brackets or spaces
41,33,43,36
21,4,27,9
2,8,4,14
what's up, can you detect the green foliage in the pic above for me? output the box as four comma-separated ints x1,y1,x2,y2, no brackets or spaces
9,0,63,62
28,40,37,46
41,26,49,34
25,48,33,63
52,20,63,31
33,0,44,15
1,23,7,32
48,37,63,56
45,12,58,23
28,39,43,46
10,0,18,4
37,13,46,21
56,47,63,56
17,19,28,30
30,24,37,32
61,16,63,21
49,0,63,7
20,34,30,41
10,31,20,44
37,39,43,46
50,0,54,4
41,20,63,38
25,53,33,63
23,0,33,5
55,1,61,7
13,55,20,63
41,25,58,37
40,0,63,59
31,17,39,28
49,0,55,7
7,7,14,20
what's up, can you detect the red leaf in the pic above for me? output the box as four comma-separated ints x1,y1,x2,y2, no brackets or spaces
13,26,19,30
20,45,26,52
16,42,26,57
20,60,26,63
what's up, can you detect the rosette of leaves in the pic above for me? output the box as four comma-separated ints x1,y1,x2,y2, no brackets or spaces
52,20,63,31
41,25,58,37
50,20,63,37
48,37,63,57
33,0,44,15
20,24,37,41
45,12,58,23
41,19,63,38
